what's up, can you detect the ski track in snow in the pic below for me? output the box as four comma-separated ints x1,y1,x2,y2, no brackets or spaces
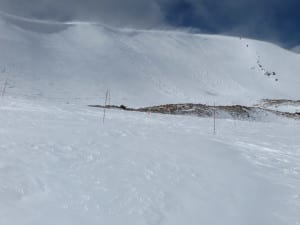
0,98,299,225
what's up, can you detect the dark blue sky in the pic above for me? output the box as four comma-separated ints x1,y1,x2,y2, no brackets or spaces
162,0,300,48
0,0,299,48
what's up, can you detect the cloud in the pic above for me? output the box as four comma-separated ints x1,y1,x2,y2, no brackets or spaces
160,0,300,47
0,0,299,46
292,45,300,53
0,0,165,28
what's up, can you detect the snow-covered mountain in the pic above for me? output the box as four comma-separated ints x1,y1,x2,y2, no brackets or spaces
1,12,300,107
1,12,300,225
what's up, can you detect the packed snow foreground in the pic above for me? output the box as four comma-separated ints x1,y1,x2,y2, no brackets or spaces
0,12,300,225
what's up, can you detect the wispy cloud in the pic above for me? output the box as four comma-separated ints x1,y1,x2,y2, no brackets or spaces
0,0,299,47
0,0,164,27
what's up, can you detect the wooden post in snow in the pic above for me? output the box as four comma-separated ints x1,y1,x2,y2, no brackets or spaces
213,103,216,135
103,89,109,123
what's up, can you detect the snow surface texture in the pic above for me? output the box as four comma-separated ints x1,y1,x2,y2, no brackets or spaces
0,98,300,225
0,13,300,225
266,105,300,114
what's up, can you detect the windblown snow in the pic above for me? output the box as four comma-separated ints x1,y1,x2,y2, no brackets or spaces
292,45,300,54
0,12,300,225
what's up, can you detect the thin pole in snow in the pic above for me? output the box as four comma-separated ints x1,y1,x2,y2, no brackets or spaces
108,89,111,106
103,89,109,123
213,102,216,135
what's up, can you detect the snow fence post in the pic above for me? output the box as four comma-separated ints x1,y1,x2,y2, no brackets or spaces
103,89,109,123
213,103,216,135
108,89,111,106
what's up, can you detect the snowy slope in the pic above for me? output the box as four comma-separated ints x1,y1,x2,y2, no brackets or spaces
0,12,300,107
1,12,300,225
0,97,300,225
